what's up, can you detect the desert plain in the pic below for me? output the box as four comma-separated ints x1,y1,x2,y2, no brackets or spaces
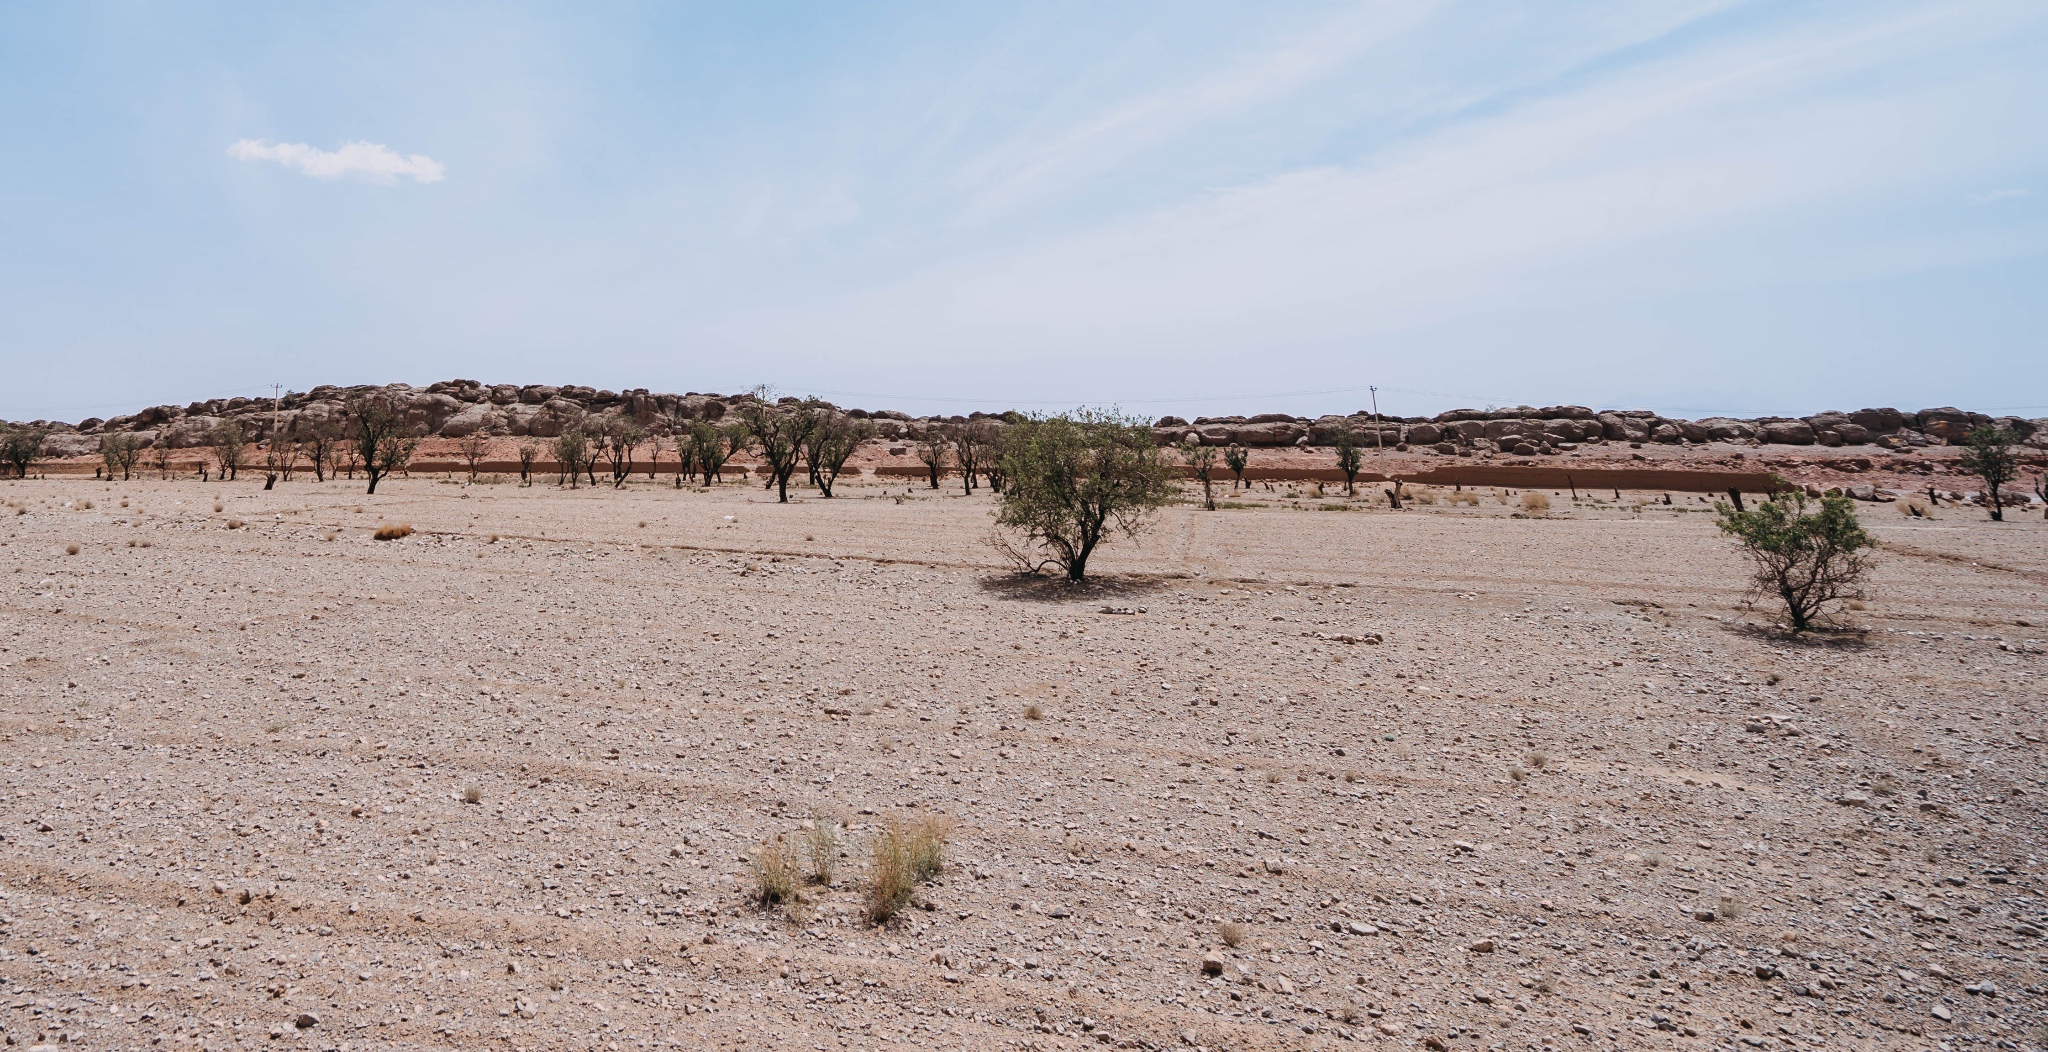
1,472,2044,1052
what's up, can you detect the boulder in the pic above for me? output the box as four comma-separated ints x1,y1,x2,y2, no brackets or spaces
1916,407,1989,444
489,384,522,405
1833,423,1871,445
40,433,97,458
1758,420,1816,445
439,403,503,438
1676,421,1710,444
402,393,465,435
519,385,559,405
1406,423,1443,446
1696,418,1754,442
1237,421,1306,446
1154,416,1188,428
1245,413,1299,425
1597,412,1650,442
1650,423,1684,443
1849,407,1906,433
160,415,225,449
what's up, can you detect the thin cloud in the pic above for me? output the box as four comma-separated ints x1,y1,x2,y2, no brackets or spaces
1967,187,2029,204
227,139,446,184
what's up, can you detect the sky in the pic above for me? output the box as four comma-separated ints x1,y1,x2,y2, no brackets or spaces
1,1,2043,424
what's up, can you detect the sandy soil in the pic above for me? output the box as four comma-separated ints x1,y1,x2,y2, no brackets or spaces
2,473,2044,1052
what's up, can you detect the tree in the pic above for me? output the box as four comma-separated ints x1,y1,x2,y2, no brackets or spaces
1223,444,1249,489
99,433,144,481
950,419,999,493
210,420,247,481
646,425,670,481
345,395,420,495
808,412,873,497
1,427,45,479
457,431,491,482
742,398,823,502
516,439,539,486
1178,439,1218,511
593,417,642,489
1331,425,1362,496
550,429,588,488
298,421,336,482
150,442,175,480
260,437,299,489
688,419,743,485
915,425,949,490
993,410,1175,581
1959,425,2021,522
1715,493,1873,632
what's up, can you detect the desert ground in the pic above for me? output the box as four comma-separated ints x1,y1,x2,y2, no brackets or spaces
2,471,2044,1052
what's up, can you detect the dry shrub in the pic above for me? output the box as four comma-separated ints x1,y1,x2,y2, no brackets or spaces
225,519,244,529
1023,703,1044,721
752,836,801,906
213,503,224,513
1524,750,1549,769
78,500,94,510
866,815,949,924
1508,764,1528,781
64,543,79,556
373,523,414,541
1411,487,1438,505
462,785,482,805
1870,773,1898,797
1716,893,1746,919
807,813,839,885
1520,491,1551,514
1218,920,1247,947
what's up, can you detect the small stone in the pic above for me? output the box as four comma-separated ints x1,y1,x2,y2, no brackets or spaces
1201,953,1225,976
1376,1020,1404,1036
1930,1005,1951,1022
1468,938,1495,953
294,1012,320,1029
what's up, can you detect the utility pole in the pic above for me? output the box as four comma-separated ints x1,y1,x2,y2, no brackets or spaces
1371,385,1400,510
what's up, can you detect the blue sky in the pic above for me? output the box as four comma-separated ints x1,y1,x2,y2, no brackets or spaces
1,1,2043,422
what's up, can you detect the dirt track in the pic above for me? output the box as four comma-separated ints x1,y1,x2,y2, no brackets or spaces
2,474,2044,1051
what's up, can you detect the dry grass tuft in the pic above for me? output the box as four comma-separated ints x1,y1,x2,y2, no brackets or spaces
1524,750,1549,769
866,815,949,925
64,543,80,556
807,813,839,886
1508,764,1528,781
752,836,802,907
214,503,224,513
1218,920,1247,947
1716,893,1746,919
1870,773,1898,797
373,523,415,541
225,520,244,529
1520,491,1551,515
1264,770,1283,784
462,785,482,805
77,500,94,510
1023,703,1043,721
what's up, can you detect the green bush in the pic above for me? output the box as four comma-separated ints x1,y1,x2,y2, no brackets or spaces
994,409,1173,581
1715,494,1872,631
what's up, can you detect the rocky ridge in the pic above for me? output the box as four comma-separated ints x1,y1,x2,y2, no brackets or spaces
9,379,2044,461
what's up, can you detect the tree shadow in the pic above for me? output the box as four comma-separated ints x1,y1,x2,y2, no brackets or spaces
977,572,1174,605
1722,620,1873,650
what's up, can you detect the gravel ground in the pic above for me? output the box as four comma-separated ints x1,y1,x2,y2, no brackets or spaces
2,474,2044,1052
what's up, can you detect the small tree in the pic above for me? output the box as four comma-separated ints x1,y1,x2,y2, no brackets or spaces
1179,439,1218,510
1958,425,2021,522
688,419,743,485
965,419,1002,492
551,429,588,488
952,422,992,495
742,398,823,502
809,412,873,497
345,396,419,495
915,425,949,490
1,428,45,479
210,420,247,481
1223,444,1249,489
260,438,299,489
457,431,491,482
994,409,1174,581
298,421,336,482
646,425,669,481
516,439,539,486
1331,426,1362,496
99,433,144,481
150,442,174,480
1715,493,1873,631
593,418,642,489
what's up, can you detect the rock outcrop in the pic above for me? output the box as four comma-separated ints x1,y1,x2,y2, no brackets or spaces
9,380,2046,460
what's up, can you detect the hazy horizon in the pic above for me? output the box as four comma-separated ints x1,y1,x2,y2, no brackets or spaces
3,2,2043,423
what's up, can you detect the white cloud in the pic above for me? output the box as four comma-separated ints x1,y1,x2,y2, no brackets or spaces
227,139,446,184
